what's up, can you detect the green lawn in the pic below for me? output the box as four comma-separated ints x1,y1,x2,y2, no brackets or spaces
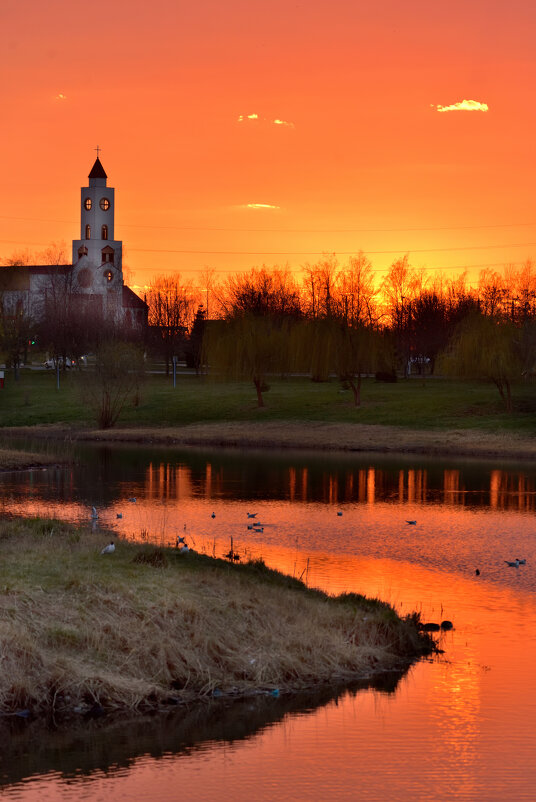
1,367,536,434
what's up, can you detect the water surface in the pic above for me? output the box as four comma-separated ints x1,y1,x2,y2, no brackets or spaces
0,443,535,800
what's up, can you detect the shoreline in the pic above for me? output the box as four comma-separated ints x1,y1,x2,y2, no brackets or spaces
0,518,434,718
2,420,536,462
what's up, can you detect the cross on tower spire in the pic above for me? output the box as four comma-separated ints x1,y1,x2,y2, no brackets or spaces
94,145,102,158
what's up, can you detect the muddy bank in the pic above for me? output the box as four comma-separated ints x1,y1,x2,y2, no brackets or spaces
3,421,536,462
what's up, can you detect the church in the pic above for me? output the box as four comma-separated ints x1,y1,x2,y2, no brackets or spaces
1,157,147,328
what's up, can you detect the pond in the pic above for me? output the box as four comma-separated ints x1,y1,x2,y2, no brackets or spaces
0,442,535,801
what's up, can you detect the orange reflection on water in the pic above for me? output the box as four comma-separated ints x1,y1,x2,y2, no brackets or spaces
12,551,531,802
128,461,536,513
3,463,536,799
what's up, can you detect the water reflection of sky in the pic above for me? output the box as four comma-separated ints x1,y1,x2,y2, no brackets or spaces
1,445,536,800
0,445,535,593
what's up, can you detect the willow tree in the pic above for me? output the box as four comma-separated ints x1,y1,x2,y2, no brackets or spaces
334,323,386,406
290,317,334,382
439,313,521,412
291,318,387,405
203,315,290,407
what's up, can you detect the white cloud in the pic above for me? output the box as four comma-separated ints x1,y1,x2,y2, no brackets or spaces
237,113,294,127
55,93,67,100
245,203,280,210
434,99,489,113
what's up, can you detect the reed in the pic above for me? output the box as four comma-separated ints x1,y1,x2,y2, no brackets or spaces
0,518,432,716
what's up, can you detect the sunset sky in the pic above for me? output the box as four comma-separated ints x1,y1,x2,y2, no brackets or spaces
2,0,536,291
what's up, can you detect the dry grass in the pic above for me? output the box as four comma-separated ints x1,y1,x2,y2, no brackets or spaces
0,518,432,716
0,448,59,471
71,420,536,461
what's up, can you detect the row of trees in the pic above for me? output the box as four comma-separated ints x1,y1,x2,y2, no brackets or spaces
2,246,536,415
147,255,536,375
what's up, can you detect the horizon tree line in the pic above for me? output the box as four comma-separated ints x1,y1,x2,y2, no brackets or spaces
2,244,536,413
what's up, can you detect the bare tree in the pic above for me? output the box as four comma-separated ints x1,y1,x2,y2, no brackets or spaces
146,274,196,374
218,266,302,321
380,255,425,375
301,254,339,319
81,341,145,428
338,252,379,326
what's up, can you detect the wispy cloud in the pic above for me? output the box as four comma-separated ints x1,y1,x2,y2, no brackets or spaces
238,113,294,127
245,203,280,210
433,99,489,113
55,93,67,100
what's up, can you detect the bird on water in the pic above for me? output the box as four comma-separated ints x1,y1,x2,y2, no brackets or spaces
505,559,520,567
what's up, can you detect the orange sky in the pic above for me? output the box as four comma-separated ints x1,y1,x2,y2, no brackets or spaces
2,0,536,291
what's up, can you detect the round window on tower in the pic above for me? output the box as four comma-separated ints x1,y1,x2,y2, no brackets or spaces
100,198,110,211
84,198,92,210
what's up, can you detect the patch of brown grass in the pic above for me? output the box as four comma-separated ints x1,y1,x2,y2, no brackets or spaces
0,448,59,471
70,421,536,460
0,518,431,716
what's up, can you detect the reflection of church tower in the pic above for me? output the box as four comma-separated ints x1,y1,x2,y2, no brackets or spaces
72,156,123,317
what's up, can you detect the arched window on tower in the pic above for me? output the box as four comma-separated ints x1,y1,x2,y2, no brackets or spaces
78,245,88,258
85,224,91,240
101,246,114,264
101,224,108,241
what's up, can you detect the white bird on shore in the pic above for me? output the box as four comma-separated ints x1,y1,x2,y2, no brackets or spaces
91,506,98,519
100,542,115,555
505,559,520,567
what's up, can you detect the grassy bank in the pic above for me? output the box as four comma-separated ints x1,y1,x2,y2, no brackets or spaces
2,369,536,434
0,447,60,471
0,518,432,716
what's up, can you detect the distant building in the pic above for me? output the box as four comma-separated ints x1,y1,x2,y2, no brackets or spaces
0,157,147,328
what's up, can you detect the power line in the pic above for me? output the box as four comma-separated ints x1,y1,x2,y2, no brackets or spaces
138,259,530,275
1,214,536,235
5,237,533,256
128,242,536,256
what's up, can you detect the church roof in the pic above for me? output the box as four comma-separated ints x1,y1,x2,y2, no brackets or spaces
122,285,148,309
88,157,107,179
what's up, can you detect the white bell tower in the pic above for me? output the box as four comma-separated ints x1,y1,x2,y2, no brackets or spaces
72,153,123,314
